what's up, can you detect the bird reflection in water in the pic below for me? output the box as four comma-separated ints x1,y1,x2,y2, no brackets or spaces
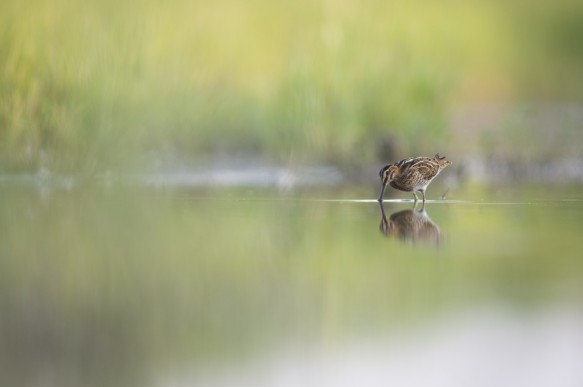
379,202,442,247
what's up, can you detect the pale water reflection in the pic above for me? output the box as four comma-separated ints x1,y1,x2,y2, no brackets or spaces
0,183,582,387
378,202,442,246
179,306,583,387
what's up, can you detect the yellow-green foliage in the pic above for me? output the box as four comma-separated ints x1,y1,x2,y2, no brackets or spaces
1,0,582,171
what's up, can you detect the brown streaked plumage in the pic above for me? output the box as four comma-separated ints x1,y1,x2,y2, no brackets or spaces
378,154,452,202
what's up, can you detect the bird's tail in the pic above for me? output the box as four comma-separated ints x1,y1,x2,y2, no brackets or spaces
434,153,452,168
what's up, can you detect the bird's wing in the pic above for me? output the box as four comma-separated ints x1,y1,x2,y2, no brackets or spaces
396,157,425,170
413,160,440,178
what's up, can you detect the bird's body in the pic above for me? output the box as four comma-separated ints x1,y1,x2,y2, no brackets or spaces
378,154,452,202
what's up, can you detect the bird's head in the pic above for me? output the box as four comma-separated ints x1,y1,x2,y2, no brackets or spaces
379,164,399,186
378,164,400,202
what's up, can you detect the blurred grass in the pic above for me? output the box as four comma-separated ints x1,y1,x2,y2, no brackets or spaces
1,0,582,172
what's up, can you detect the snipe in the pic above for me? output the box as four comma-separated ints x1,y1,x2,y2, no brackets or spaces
378,154,452,202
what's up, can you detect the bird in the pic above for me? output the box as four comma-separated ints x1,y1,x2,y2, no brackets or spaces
378,154,452,202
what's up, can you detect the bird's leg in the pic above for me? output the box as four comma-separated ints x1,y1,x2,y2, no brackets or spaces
412,192,419,202
421,190,426,203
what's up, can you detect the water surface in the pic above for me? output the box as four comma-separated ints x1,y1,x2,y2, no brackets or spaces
1,183,582,387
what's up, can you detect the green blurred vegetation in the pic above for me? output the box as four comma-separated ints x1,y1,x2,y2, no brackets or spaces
1,0,582,172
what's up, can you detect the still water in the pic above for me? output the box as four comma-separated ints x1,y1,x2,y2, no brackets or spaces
1,183,582,387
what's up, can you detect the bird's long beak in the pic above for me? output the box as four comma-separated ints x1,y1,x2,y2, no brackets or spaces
378,184,386,202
